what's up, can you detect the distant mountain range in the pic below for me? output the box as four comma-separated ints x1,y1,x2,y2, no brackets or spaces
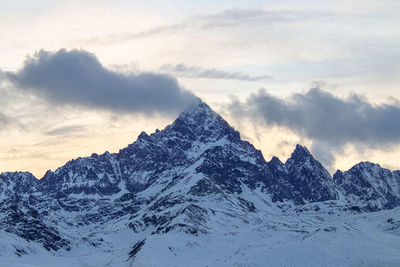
1,99,400,266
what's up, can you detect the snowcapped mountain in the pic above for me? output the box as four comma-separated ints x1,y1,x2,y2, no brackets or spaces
265,144,339,204
334,161,400,211
0,172,37,199
1,99,400,266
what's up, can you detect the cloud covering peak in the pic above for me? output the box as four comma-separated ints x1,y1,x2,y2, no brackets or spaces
230,88,400,166
6,49,195,115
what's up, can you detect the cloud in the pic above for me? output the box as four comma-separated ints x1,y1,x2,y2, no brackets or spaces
5,49,195,116
76,9,293,45
0,70,7,80
0,112,26,133
45,125,87,136
0,112,10,131
160,63,270,81
75,8,384,45
229,88,400,167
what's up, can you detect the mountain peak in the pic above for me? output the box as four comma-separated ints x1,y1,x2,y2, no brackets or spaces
294,144,311,155
0,172,38,197
178,97,216,121
333,160,400,211
168,97,240,142
352,161,381,170
286,144,313,165
269,156,283,165
0,171,37,183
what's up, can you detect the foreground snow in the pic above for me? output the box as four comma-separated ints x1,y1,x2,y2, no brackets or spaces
2,205,400,267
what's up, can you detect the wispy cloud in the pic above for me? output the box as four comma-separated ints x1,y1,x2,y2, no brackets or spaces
0,109,25,133
74,9,294,45
45,125,87,136
3,49,196,116
160,63,270,81
73,7,390,46
229,88,400,166
0,112,10,131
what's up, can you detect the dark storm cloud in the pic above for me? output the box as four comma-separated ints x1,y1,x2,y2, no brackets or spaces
5,49,195,115
230,88,400,166
160,63,270,81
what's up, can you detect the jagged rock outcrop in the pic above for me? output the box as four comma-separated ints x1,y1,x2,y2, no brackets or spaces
334,162,400,211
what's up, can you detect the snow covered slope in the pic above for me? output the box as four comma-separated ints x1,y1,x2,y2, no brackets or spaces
1,99,400,266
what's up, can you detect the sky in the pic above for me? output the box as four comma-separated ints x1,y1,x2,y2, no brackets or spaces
1,0,400,177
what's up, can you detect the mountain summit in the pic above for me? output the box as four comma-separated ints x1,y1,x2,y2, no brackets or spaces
1,99,400,266
167,98,241,143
